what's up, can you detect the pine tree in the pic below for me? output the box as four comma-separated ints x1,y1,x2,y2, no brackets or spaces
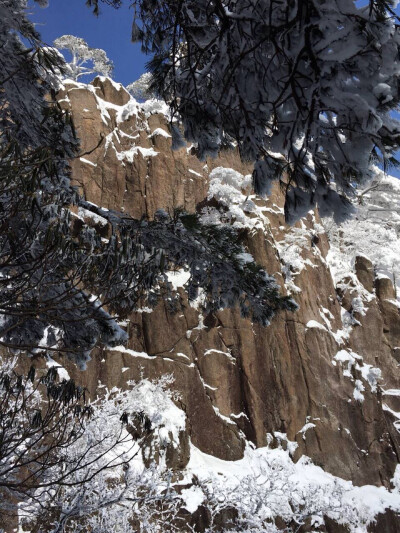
91,0,400,222
53,35,114,80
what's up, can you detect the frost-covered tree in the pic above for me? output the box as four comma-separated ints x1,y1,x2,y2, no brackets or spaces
53,35,114,80
0,0,294,368
127,72,156,100
91,0,400,222
0,357,181,532
323,166,400,297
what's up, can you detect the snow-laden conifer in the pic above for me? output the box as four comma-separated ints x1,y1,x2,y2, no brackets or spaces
53,35,114,81
95,0,400,220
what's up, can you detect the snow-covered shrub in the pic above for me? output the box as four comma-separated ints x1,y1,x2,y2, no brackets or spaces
0,356,183,532
324,168,400,297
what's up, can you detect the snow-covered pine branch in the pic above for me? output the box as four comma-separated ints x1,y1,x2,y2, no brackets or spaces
53,35,113,80
93,0,400,221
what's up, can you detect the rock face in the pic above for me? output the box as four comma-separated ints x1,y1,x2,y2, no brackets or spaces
56,78,400,527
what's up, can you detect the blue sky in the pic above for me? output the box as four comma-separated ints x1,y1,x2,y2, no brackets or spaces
27,0,147,86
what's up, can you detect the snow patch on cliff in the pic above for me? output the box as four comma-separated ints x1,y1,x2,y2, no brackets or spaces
141,98,170,118
166,269,191,291
333,349,382,402
276,215,326,295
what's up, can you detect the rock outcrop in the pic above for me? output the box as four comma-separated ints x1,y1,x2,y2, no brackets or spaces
51,77,400,529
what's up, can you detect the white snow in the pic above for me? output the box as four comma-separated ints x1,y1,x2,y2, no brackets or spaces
298,422,316,440
323,168,400,299
334,349,381,400
120,376,185,445
306,320,328,331
200,167,268,231
204,348,236,363
359,364,382,392
79,157,97,167
141,98,170,118
45,356,70,381
353,380,365,402
188,287,206,311
77,207,108,227
373,83,393,103
236,252,254,264
188,168,203,177
118,146,158,163
276,216,326,295
166,269,191,291
150,127,171,138
181,442,400,532
109,345,153,360
212,406,236,425
382,389,400,397
180,486,205,513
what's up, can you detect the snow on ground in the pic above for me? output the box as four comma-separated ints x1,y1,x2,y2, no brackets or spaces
180,441,400,532
89,379,400,532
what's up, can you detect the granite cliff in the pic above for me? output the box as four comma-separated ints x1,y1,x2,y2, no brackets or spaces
46,76,400,531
